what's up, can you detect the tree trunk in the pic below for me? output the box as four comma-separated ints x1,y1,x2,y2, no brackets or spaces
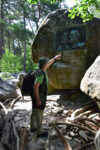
34,10,38,30
0,0,5,59
8,33,11,51
8,17,12,52
23,11,26,72
28,19,34,33
32,4,38,30
12,36,15,55
18,40,22,56
37,3,41,19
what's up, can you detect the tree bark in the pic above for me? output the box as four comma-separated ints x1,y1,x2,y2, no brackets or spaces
34,10,38,30
12,36,15,55
28,19,34,33
8,17,12,52
32,4,38,30
37,3,41,19
18,40,22,56
0,0,5,59
23,11,26,72
52,123,72,150
8,32,11,51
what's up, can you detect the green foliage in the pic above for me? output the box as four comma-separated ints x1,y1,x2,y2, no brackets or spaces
27,0,100,21
0,49,36,74
68,0,100,22
28,0,38,4
27,0,60,4
0,50,23,73
23,47,38,71
8,23,33,41
0,0,61,74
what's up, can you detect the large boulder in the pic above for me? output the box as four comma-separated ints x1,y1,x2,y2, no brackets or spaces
0,78,18,102
80,56,100,109
0,72,15,80
16,72,27,89
7,78,18,87
0,72,19,89
32,9,100,90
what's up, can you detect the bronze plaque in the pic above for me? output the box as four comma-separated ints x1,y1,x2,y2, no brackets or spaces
56,26,86,50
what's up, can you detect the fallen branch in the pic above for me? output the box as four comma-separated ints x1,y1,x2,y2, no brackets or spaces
67,120,96,134
54,120,96,135
3,98,14,106
10,96,21,108
78,120,98,132
45,127,53,150
1,112,13,144
47,99,57,102
11,120,20,150
52,123,72,150
19,127,29,150
72,110,96,121
75,117,100,128
0,102,8,114
73,141,94,150
71,102,98,120
89,113,100,119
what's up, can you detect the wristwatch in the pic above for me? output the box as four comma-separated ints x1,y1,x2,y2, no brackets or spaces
54,57,56,61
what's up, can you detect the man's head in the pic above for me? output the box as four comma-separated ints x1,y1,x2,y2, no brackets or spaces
39,57,49,69
69,29,81,44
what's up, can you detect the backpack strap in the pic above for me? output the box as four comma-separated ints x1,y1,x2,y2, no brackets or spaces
33,69,45,79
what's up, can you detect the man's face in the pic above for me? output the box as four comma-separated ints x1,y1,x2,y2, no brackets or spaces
69,30,80,44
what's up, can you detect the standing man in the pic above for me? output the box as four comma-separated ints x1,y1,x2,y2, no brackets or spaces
30,54,61,137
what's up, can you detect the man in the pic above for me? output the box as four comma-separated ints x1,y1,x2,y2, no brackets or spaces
58,31,69,50
30,54,61,137
69,29,85,49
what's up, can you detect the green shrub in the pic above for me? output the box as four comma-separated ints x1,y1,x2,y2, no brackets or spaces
0,50,22,73
0,49,37,74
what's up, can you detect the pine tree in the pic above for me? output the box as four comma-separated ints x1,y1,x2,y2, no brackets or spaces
0,0,5,59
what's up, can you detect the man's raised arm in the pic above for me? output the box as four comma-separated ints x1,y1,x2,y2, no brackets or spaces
43,53,61,71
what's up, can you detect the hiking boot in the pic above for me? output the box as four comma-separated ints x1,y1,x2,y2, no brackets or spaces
37,131,48,137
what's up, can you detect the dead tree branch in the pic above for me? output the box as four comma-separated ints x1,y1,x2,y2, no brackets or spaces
52,123,72,150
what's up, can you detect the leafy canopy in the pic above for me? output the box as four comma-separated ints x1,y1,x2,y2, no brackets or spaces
28,0,62,4
27,0,100,21
69,0,100,22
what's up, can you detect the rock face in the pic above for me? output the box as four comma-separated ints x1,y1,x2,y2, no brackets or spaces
80,56,100,109
16,72,27,89
0,72,18,88
32,9,100,90
0,78,18,102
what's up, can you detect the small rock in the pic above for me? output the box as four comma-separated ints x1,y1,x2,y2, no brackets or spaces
57,107,64,114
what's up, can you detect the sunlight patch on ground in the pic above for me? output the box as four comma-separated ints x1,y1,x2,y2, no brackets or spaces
13,99,32,111
47,95,60,101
